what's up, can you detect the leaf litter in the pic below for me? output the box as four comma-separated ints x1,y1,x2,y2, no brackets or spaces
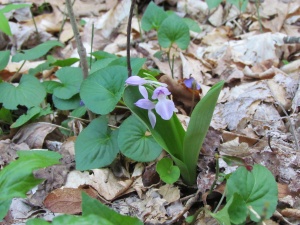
0,0,300,224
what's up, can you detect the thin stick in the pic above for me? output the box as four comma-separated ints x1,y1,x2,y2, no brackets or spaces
65,0,89,79
126,0,137,77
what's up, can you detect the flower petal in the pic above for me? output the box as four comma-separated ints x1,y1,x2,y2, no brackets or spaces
139,85,148,99
148,110,156,128
155,98,176,120
183,78,201,90
126,76,147,86
152,86,171,100
135,99,155,110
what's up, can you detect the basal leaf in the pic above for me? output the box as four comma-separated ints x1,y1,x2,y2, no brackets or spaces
90,58,117,74
118,115,162,162
53,67,83,99
0,75,46,110
80,66,127,115
91,51,118,60
51,58,80,67
182,81,224,185
226,165,278,222
75,117,119,170
0,50,10,70
227,0,248,12
52,94,81,110
27,61,52,76
0,107,13,124
12,40,64,62
82,192,143,225
158,14,190,50
0,150,61,220
43,81,61,94
156,158,180,184
10,106,41,128
141,1,168,31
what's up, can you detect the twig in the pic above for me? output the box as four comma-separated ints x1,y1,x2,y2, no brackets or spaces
65,0,89,79
126,0,137,77
165,189,201,224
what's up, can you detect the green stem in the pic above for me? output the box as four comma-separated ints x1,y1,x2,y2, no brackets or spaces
255,0,263,33
167,47,174,78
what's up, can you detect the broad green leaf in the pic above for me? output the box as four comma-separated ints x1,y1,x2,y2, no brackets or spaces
26,218,50,225
27,215,113,225
80,66,127,115
141,2,168,31
182,81,224,185
226,165,278,222
205,0,223,9
0,199,12,221
51,58,80,67
75,117,119,170
0,151,61,220
227,0,248,11
0,107,13,124
53,67,83,99
158,14,190,50
82,192,143,225
211,193,236,225
43,81,61,94
53,94,81,110
91,51,118,60
0,13,11,35
10,106,41,128
0,4,31,13
27,61,52,76
156,158,180,184
227,193,248,224
183,18,201,33
0,75,46,110
107,57,146,75
71,106,86,118
0,50,10,70
90,58,117,74
10,105,52,128
118,115,162,162
12,40,64,62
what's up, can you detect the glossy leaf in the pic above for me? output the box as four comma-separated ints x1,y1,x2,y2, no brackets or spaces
182,81,224,185
0,75,46,110
156,158,180,184
53,94,81,110
75,117,119,170
80,66,127,115
158,14,190,50
0,151,61,220
53,67,83,99
226,165,278,222
12,40,64,62
141,2,168,31
0,50,10,70
118,115,162,162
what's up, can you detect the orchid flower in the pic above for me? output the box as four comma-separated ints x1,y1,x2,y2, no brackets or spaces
125,76,177,128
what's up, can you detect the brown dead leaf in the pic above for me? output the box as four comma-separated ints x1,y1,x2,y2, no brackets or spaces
281,208,300,219
219,137,251,157
65,169,134,201
12,122,60,149
0,139,29,167
158,184,180,203
44,186,99,214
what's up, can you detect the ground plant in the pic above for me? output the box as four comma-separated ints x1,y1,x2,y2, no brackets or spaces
0,1,283,224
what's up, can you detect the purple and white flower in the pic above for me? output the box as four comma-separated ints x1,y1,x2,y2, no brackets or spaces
125,76,177,128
